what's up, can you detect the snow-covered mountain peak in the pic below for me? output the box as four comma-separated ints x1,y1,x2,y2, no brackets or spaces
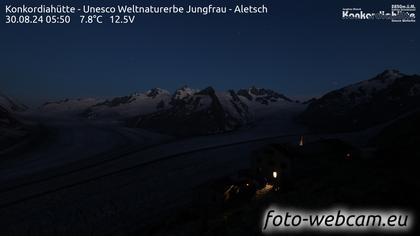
299,70,420,132
145,88,170,98
342,70,406,98
375,69,404,81
172,86,198,100
237,86,293,104
36,86,302,123
136,86,253,136
85,88,172,118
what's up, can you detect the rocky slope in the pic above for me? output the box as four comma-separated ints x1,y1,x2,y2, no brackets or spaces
0,92,27,112
0,94,27,151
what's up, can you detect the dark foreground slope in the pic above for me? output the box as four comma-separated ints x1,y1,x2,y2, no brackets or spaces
372,108,420,159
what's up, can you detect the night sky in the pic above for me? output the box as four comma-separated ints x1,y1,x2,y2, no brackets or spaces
1,0,419,106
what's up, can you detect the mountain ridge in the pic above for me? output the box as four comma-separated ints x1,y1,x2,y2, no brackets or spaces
298,70,420,132
39,86,296,119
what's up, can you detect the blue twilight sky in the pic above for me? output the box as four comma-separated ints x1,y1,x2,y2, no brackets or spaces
1,0,419,106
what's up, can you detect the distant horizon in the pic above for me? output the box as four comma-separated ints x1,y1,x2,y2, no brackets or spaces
2,68,419,108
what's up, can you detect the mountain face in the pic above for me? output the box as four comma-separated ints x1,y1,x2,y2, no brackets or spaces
135,87,252,136
41,98,103,116
171,86,198,102
0,104,27,150
85,88,171,119
237,86,293,105
236,86,297,118
39,86,298,135
0,91,27,150
0,92,27,112
298,70,420,132
0,105,18,128
41,86,296,119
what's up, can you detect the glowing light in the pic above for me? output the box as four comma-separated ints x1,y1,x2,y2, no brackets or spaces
299,136,304,146
256,184,273,199
273,171,277,178
346,153,351,160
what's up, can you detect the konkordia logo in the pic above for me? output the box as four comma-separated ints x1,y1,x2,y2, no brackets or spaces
342,4,416,23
